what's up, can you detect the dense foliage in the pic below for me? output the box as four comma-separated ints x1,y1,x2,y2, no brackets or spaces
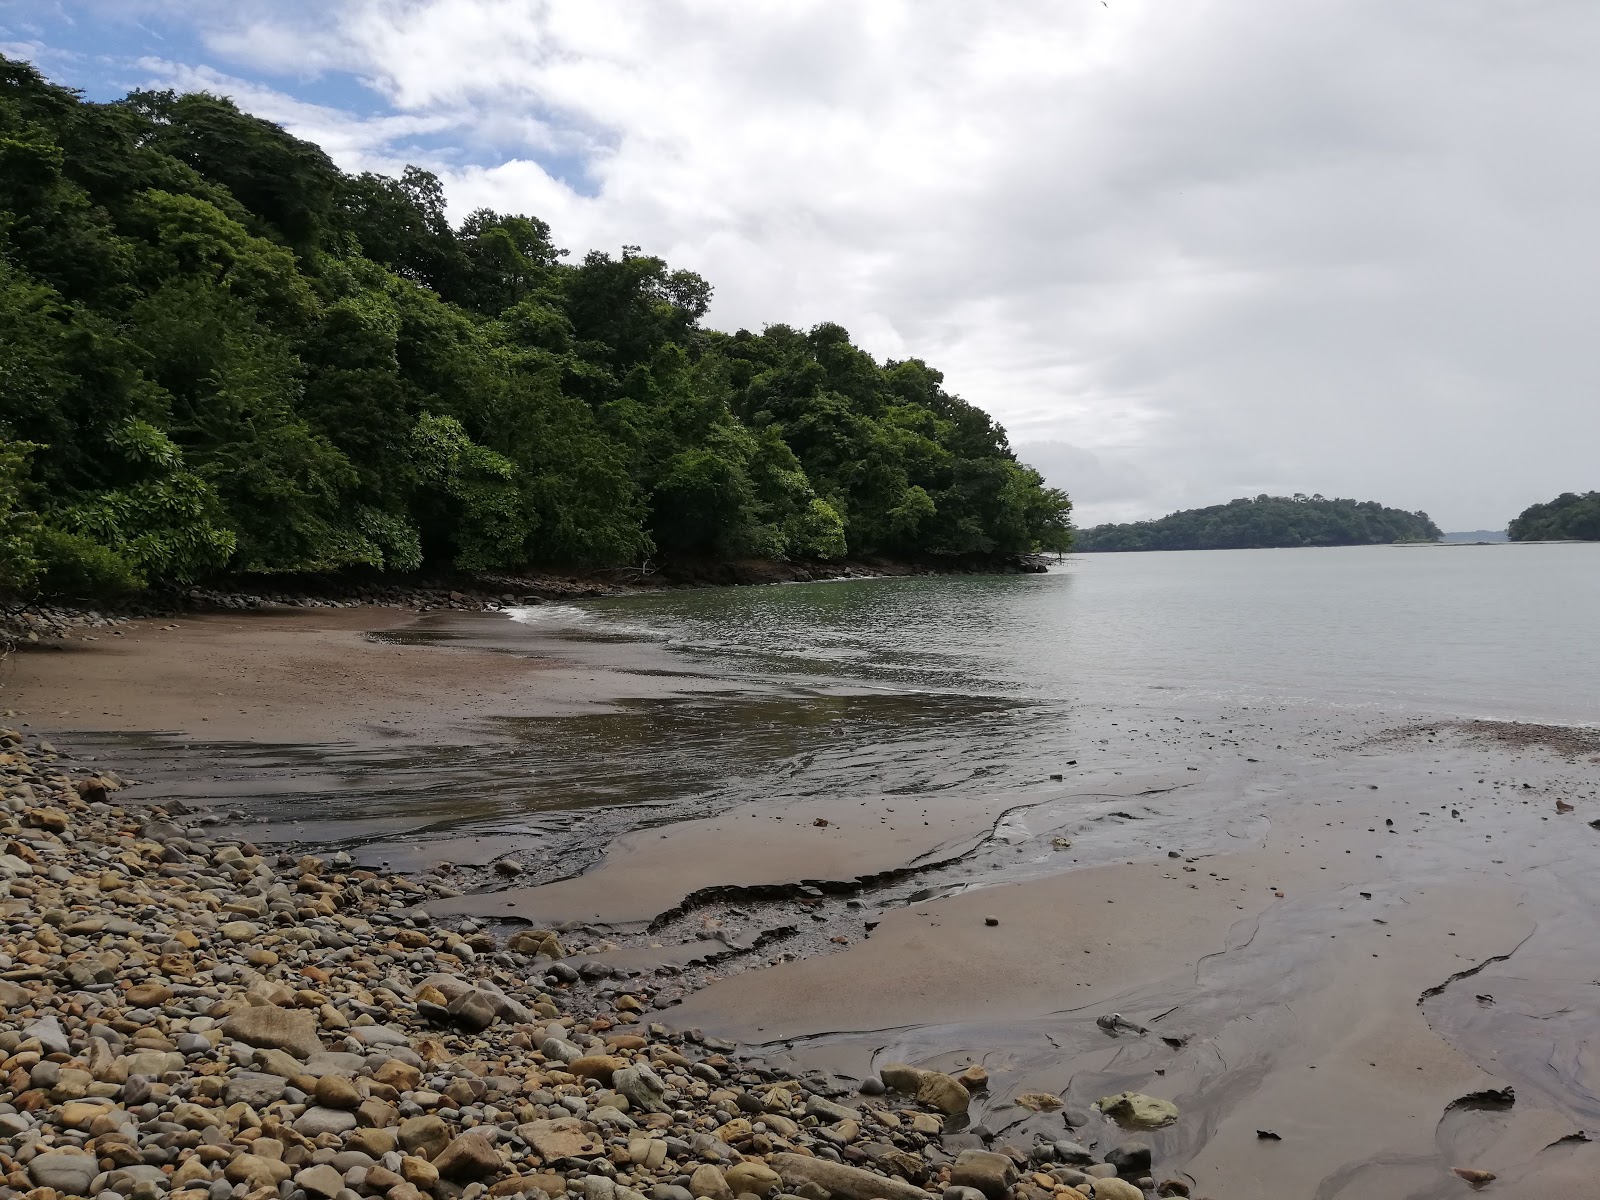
0,58,1070,597
1508,492,1600,541
1075,494,1441,552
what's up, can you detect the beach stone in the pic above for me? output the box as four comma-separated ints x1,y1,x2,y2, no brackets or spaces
315,1073,362,1109
348,1127,399,1157
950,1150,1017,1200
878,1063,925,1094
346,1024,409,1048
944,1189,987,1200
296,1164,346,1199
571,1054,624,1082
653,1187,695,1200
519,1116,605,1159
223,1006,322,1059
226,1154,294,1190
690,1164,734,1200
1105,1144,1151,1176
1084,1180,1142,1200
725,1163,782,1197
399,1114,452,1159
372,1059,421,1091
252,1047,306,1077
294,1106,358,1137
26,1014,72,1054
448,989,499,1032
29,1151,99,1194
1094,1092,1179,1130
401,1156,440,1187
125,982,173,1007
540,1037,582,1063
1053,1142,1094,1166
915,1073,970,1116
433,1131,502,1179
614,1064,670,1113
770,1153,933,1200
226,1071,287,1107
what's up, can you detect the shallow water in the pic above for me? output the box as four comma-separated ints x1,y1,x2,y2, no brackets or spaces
63,543,1600,1198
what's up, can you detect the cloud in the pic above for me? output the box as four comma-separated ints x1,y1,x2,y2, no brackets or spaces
25,0,1600,527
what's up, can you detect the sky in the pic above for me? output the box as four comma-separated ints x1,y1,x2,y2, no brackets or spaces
5,1,1597,530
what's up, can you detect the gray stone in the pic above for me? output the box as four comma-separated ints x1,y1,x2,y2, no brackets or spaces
294,1106,359,1137
346,1025,408,1048
949,1151,1017,1200
769,1153,932,1200
613,1065,670,1114
1106,1143,1152,1176
222,1006,322,1059
30,1152,99,1194
225,1071,288,1107
25,1015,72,1055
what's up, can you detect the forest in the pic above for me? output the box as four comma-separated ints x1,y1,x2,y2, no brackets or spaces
0,57,1071,599
1507,492,1600,541
1074,494,1442,552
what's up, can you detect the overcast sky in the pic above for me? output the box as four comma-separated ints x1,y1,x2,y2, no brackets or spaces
6,0,1596,529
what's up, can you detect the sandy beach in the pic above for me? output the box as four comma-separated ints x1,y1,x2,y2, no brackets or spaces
8,600,1600,1198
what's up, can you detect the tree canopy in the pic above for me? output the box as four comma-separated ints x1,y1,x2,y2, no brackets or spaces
1074,494,1441,552
0,58,1071,597
1507,492,1600,542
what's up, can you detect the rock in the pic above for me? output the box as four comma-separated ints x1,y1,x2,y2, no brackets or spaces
349,1127,399,1157
690,1164,734,1200
402,1156,441,1187
29,1151,99,1194
614,1064,671,1113
373,1059,421,1091
1084,1180,1143,1200
770,1153,934,1200
125,982,173,1007
315,1073,362,1109
724,1163,782,1197
226,1071,288,1107
1053,1142,1094,1166
25,1014,72,1055
950,1150,1017,1200
916,1073,970,1115
1094,1092,1179,1130
346,1024,409,1048
225,1154,294,1190
432,1131,503,1180
448,988,499,1032
520,1115,606,1159
944,1189,987,1200
222,1006,322,1059
540,1036,583,1063
296,1164,347,1199
1452,1168,1496,1184
878,1063,925,1094
1105,1144,1151,1176
294,1106,358,1137
399,1114,452,1159
570,1054,624,1082
955,1065,988,1091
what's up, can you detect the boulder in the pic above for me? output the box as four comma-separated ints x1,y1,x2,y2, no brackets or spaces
293,1106,358,1137
724,1162,782,1197
1094,1092,1179,1130
570,1054,624,1082
1105,1144,1152,1176
295,1164,347,1199
689,1164,734,1200
1085,1180,1144,1200
222,1006,322,1059
29,1152,99,1195
916,1072,970,1115
770,1153,933,1200
433,1131,503,1180
399,1114,452,1159
225,1154,294,1190
520,1116,606,1160
614,1064,670,1113
225,1071,287,1107
950,1150,1017,1200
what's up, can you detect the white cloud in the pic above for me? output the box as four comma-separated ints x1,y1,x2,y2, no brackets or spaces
118,0,1600,526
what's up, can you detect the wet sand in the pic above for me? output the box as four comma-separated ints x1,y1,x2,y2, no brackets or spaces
12,603,1600,1198
435,789,1049,928
2,606,723,743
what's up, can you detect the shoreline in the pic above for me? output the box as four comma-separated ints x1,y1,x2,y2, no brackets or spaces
7,600,1600,1197
0,732,1184,1200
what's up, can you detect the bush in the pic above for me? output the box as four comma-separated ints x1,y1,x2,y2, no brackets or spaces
32,527,145,598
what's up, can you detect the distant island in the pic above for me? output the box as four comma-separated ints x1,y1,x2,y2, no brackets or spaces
1074,494,1442,552
1441,530,1509,543
1508,492,1600,541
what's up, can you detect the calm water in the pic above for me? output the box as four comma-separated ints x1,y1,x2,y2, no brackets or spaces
556,541,1600,724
